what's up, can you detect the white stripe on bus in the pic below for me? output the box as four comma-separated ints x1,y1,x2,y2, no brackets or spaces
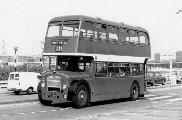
43,53,148,63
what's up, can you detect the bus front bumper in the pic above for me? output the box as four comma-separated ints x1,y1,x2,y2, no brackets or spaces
41,89,68,104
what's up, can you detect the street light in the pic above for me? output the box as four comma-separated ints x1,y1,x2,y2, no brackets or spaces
160,53,174,85
13,46,18,71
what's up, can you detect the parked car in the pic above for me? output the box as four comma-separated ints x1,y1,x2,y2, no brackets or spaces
7,72,40,95
176,78,182,84
146,72,155,86
154,72,166,85
146,72,166,86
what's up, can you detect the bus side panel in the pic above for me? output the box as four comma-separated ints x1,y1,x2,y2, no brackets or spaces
91,77,131,102
78,40,151,58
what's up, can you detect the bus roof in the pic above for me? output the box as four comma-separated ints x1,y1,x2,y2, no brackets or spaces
49,15,148,33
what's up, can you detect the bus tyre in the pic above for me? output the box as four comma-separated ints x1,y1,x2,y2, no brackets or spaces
72,85,89,109
27,88,33,95
38,90,52,106
130,82,139,101
14,91,20,95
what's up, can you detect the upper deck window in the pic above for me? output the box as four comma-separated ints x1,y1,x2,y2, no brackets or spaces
119,28,127,42
138,32,149,45
80,21,94,39
94,23,107,40
62,21,79,36
108,26,118,41
128,30,139,44
47,20,80,37
47,22,61,37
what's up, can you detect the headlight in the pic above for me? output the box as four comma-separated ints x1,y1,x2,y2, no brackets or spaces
63,83,67,89
41,82,45,88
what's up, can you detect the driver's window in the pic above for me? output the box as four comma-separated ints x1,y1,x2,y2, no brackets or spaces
49,57,56,70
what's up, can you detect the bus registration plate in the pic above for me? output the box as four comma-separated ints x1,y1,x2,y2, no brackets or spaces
51,92,56,98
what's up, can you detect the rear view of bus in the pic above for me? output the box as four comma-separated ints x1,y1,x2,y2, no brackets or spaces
38,15,151,108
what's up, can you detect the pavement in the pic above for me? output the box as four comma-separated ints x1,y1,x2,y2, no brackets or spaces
0,88,38,105
81,84,182,120
147,83,182,90
0,88,8,94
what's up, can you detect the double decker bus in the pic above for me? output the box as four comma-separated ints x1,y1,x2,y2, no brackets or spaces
37,15,151,108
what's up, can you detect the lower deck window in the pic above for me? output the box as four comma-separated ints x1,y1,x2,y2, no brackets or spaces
96,62,144,77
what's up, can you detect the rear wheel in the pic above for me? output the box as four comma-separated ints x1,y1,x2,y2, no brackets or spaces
72,85,89,108
27,88,33,95
130,82,140,101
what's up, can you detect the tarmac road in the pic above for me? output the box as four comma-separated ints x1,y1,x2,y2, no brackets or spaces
0,85,182,120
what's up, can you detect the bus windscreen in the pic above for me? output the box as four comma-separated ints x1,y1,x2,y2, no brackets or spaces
47,20,80,37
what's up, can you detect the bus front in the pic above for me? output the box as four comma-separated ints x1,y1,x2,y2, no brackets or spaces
44,18,81,54
37,16,94,106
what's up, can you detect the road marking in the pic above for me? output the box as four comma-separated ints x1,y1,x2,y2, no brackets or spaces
0,101,38,108
39,110,47,113
152,101,159,104
0,106,71,118
65,107,71,110
163,97,182,102
18,113,26,115
59,109,64,111
50,109,57,112
145,94,156,98
147,96,172,100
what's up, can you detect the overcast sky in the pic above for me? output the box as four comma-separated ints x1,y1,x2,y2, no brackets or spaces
0,0,182,57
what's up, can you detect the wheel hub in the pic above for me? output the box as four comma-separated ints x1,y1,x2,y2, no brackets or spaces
80,94,85,99
78,90,86,102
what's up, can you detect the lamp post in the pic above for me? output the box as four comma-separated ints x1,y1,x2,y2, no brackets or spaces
13,47,18,71
169,54,173,85
160,53,174,85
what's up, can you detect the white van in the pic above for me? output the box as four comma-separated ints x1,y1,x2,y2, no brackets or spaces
7,72,40,95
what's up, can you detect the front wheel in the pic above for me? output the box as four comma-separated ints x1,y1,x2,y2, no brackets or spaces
130,82,140,101
72,85,89,109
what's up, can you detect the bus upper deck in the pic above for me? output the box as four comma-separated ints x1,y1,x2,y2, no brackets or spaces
43,15,151,58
